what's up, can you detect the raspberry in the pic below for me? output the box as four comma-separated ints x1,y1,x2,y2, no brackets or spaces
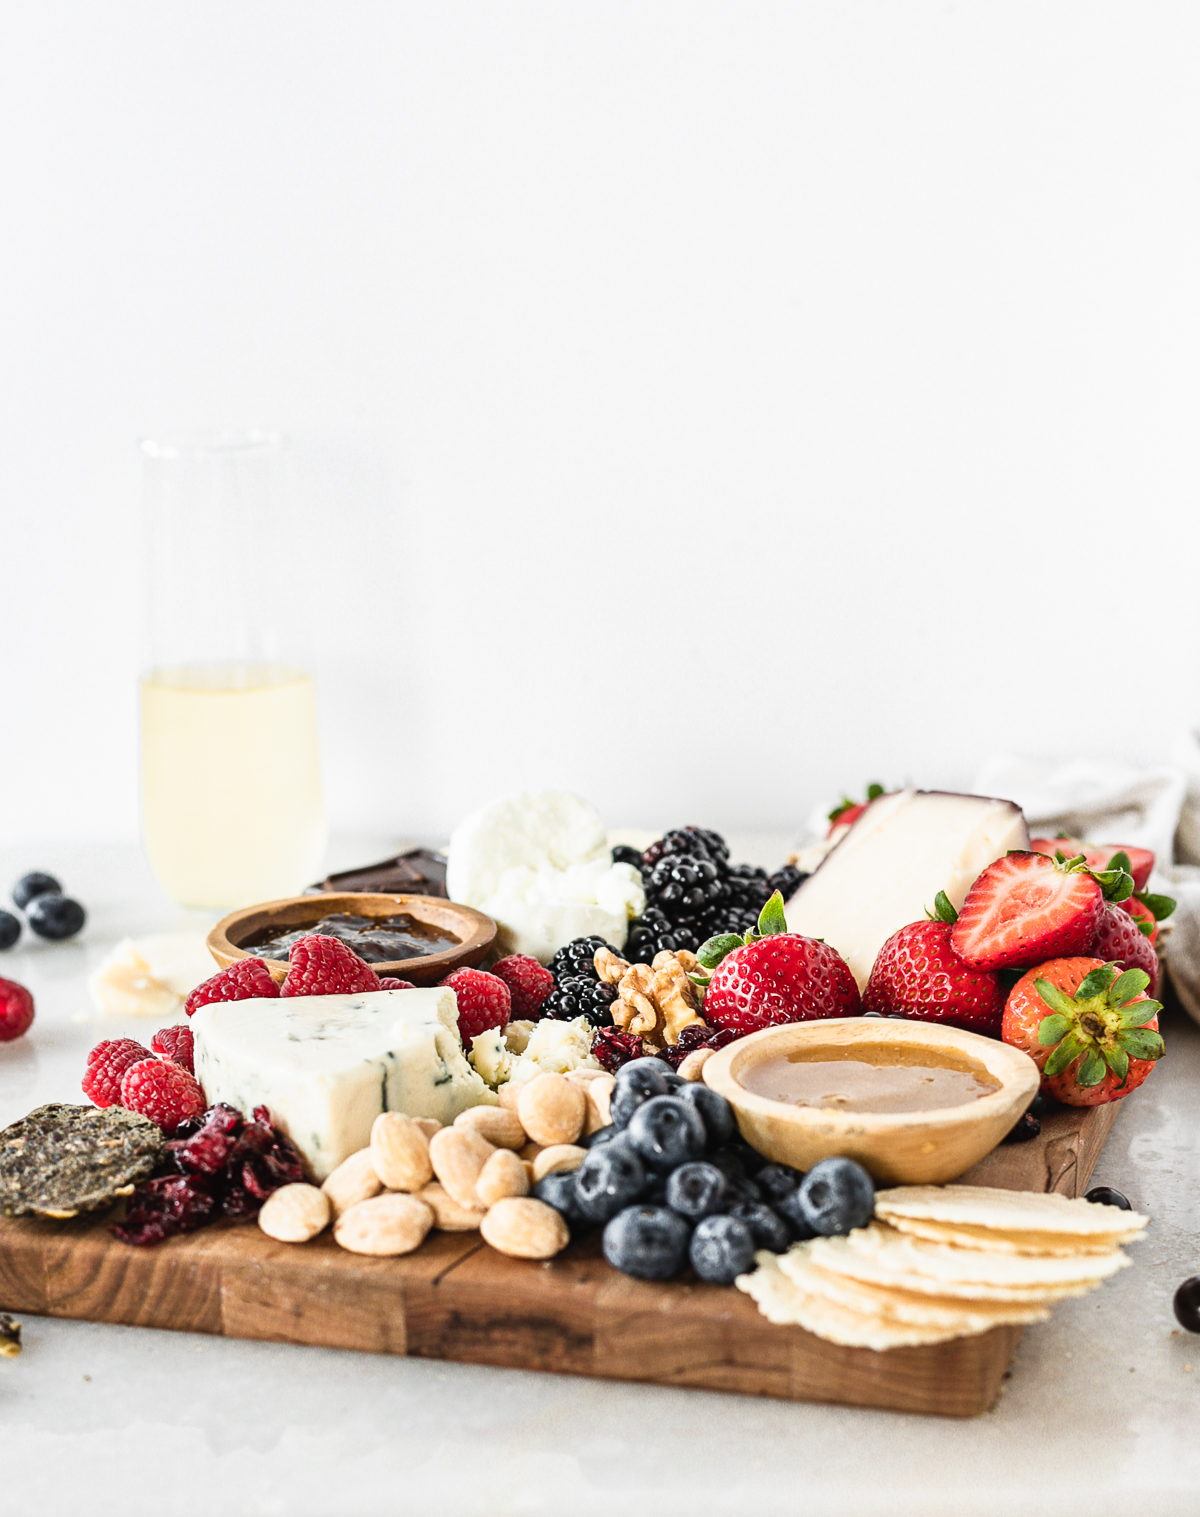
150,1025,195,1075
0,978,35,1043
81,1038,152,1106
440,967,511,1044
378,977,415,990
120,1057,206,1133
185,958,279,1017
281,935,381,997
491,955,554,1018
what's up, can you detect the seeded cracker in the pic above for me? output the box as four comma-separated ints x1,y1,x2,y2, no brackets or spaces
0,1103,164,1219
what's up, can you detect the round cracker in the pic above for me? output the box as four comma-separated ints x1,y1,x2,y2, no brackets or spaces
880,1215,1144,1256
875,1185,1148,1238
779,1247,1051,1331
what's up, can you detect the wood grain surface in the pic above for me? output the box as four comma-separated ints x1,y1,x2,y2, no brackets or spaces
0,1099,1121,1418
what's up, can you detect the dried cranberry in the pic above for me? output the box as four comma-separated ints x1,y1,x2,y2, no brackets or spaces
111,1174,217,1246
166,1102,243,1175
592,1028,644,1072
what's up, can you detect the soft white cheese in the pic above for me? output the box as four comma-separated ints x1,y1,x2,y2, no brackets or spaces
784,789,1029,991
192,987,495,1181
507,1016,601,1084
446,791,645,961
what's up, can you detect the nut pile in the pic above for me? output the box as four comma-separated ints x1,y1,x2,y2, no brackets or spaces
258,1069,612,1262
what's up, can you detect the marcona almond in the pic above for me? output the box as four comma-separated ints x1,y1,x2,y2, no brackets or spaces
334,1193,433,1256
517,1073,586,1146
418,1181,485,1231
678,1047,715,1082
320,1148,382,1218
413,1117,442,1139
429,1126,495,1209
481,1197,569,1260
370,1113,434,1192
258,1183,331,1243
497,1083,523,1112
454,1105,526,1150
531,1144,586,1182
517,1140,544,1163
565,1067,608,1086
584,1074,615,1134
475,1148,529,1207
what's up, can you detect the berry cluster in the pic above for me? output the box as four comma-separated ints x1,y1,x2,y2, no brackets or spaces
112,1103,305,1246
533,1057,876,1284
0,870,86,952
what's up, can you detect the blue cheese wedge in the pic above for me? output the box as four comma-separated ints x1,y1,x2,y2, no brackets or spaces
191,987,495,1181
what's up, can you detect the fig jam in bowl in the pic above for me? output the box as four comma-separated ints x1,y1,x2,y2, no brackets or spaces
703,1018,1040,1185
206,893,496,986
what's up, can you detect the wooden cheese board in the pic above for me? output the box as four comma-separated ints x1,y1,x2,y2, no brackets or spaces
0,1100,1120,1418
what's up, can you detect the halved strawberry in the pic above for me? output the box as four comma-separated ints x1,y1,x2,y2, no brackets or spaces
950,853,1104,971
1030,837,1155,892
1002,958,1163,1106
863,893,1003,1035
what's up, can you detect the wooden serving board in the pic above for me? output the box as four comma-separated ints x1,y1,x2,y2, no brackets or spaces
0,1101,1119,1419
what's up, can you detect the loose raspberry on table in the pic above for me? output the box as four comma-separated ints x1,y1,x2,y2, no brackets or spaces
185,957,280,1017
81,1038,152,1107
378,977,415,990
440,966,511,1044
120,1057,206,1133
491,955,555,1018
0,978,35,1043
150,1025,195,1075
281,935,381,997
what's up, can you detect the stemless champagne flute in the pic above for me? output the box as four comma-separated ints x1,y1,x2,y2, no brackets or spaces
139,430,326,909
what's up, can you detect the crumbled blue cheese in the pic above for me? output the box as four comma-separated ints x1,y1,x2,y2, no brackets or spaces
469,1027,513,1086
192,987,495,1181
507,1016,601,1085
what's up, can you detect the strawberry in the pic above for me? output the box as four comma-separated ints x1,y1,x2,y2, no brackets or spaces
440,967,511,1043
185,957,280,1017
1002,957,1163,1106
280,935,381,997
697,892,861,1035
1120,895,1158,945
950,853,1106,971
826,782,886,838
863,893,1003,1035
1090,902,1160,995
1030,837,1155,892
490,954,555,1018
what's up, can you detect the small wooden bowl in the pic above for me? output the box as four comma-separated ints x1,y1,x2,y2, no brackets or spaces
206,893,496,986
703,1018,1040,1186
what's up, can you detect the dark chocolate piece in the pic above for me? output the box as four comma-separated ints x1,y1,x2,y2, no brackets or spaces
313,848,448,898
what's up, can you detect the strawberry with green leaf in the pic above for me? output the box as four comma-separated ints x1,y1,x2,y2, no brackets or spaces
1002,957,1164,1106
825,782,887,838
863,892,1005,1035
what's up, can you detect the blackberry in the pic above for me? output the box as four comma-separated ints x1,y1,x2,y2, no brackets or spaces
610,845,645,872
724,863,771,913
767,864,807,900
540,975,617,1028
547,935,609,984
642,827,729,869
625,908,701,964
645,854,728,917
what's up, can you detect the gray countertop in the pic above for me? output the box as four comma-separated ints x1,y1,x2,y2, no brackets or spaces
1,842,1198,1517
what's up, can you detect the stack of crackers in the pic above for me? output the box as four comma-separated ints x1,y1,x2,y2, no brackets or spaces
737,1184,1148,1351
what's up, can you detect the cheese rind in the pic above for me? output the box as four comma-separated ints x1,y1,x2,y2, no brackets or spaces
192,988,495,1181
784,789,1029,990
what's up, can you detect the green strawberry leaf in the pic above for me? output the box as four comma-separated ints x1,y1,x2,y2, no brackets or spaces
1076,1048,1108,1087
1044,1032,1089,1078
827,796,855,822
1135,918,1155,938
696,934,744,970
1136,891,1176,921
1102,1043,1130,1082
866,782,885,801
756,891,788,939
687,971,712,989
1034,979,1080,1019
1108,968,1150,1006
1115,998,1161,1028
931,891,958,925
1117,1028,1166,1062
1076,965,1119,1000
1036,1012,1072,1047
1090,867,1134,903
1107,850,1133,875
1055,831,1074,840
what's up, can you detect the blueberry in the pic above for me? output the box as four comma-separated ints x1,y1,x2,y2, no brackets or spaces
0,911,19,951
1085,1186,1132,1211
602,1205,692,1280
861,1010,885,1018
12,872,61,911
797,1157,875,1236
1002,1111,1041,1144
1028,1093,1046,1119
722,1137,768,1176
1174,1277,1200,1333
773,1185,816,1240
754,1163,806,1205
675,1082,735,1150
26,894,85,941
689,1214,757,1285
574,1136,648,1224
532,1171,588,1229
729,1200,791,1253
581,1123,622,1150
665,1162,730,1222
625,1095,706,1172
610,1058,675,1128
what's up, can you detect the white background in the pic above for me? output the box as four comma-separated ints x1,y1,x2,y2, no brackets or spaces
4,2,1200,856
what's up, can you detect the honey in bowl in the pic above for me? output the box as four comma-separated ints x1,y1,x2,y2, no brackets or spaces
740,1041,1002,1117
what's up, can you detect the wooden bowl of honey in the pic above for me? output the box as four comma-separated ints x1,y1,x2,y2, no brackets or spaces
703,1018,1040,1186
206,893,497,987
